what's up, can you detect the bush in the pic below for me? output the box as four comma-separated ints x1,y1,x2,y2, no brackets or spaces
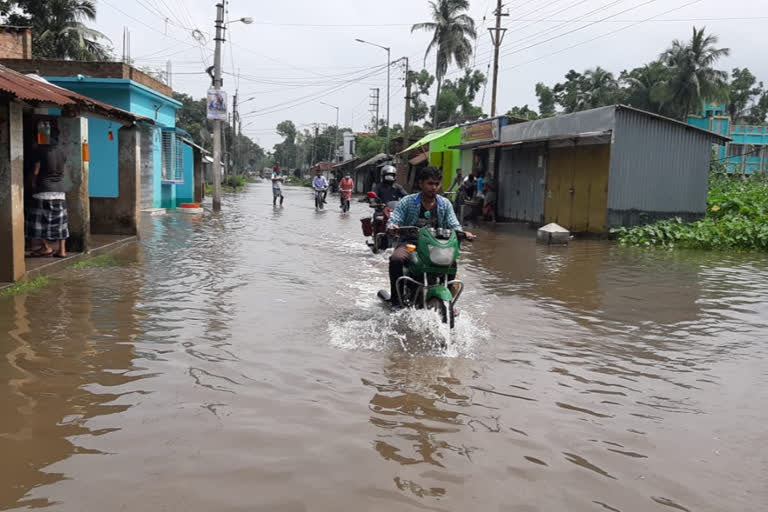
615,174,768,250
225,175,246,189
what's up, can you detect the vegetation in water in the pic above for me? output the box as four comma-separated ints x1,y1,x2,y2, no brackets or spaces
614,173,768,250
0,276,54,297
72,254,118,269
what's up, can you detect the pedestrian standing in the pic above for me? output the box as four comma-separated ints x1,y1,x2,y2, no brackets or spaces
272,161,285,206
27,139,69,258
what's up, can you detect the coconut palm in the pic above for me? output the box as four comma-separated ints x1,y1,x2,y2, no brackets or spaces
23,0,111,60
620,61,671,114
577,67,620,110
412,0,477,128
661,27,730,119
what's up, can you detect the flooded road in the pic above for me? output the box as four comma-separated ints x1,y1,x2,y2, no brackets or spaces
1,183,767,512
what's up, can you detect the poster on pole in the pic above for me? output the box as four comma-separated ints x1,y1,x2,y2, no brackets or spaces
206,89,228,121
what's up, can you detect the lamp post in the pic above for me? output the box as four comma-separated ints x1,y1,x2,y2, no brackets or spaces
320,101,340,164
210,3,252,212
355,38,390,154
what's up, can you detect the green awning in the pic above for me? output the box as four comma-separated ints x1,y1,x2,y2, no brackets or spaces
399,126,457,154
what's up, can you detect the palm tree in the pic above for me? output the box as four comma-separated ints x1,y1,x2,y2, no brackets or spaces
661,27,730,119
620,61,671,114
412,0,476,128
28,0,111,60
577,66,620,110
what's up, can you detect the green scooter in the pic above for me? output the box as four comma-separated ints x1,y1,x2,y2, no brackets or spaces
378,226,472,330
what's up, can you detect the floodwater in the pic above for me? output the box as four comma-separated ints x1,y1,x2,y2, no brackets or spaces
1,183,767,512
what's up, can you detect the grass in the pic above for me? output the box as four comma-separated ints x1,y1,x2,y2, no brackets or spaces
614,173,768,250
204,175,247,195
0,276,54,297
71,254,119,269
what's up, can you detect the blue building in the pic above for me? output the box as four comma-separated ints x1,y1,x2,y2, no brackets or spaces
687,103,768,174
0,60,197,209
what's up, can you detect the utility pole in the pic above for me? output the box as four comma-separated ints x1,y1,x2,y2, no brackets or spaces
403,57,411,147
489,0,508,117
232,90,238,173
385,47,391,153
369,88,380,134
211,2,225,211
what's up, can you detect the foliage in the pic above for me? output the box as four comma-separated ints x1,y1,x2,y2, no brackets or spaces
660,27,730,119
523,27,738,120
72,254,118,269
506,105,539,120
412,0,476,127
433,69,486,124
615,175,768,250
407,69,435,123
728,68,767,124
225,174,246,189
0,276,53,297
535,82,556,116
2,0,112,60
357,134,387,162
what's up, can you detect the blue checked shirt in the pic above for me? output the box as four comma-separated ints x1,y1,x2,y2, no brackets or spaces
387,193,462,231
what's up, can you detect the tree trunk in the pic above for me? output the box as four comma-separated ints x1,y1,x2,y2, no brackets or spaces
433,77,442,129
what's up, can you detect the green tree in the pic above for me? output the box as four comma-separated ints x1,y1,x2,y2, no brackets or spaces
506,105,539,120
553,70,585,113
3,0,112,60
357,134,387,162
411,0,477,128
434,69,486,124
407,69,435,123
535,82,556,117
274,120,298,168
661,27,730,119
577,66,621,110
620,61,671,114
728,68,764,122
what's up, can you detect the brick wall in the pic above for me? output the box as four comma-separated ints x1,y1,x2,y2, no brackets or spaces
0,27,31,59
0,58,172,97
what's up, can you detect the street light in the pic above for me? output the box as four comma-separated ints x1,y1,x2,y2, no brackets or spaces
356,38,391,154
320,101,340,164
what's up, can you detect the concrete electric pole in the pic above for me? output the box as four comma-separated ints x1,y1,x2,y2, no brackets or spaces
489,0,508,117
211,2,225,211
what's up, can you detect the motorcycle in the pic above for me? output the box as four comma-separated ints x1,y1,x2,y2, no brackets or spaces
314,187,327,210
339,186,354,213
377,226,473,330
361,191,398,253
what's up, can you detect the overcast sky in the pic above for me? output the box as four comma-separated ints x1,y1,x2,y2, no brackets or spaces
93,0,768,149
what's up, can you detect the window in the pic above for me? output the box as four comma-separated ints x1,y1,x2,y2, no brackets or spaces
727,144,743,158
161,130,184,182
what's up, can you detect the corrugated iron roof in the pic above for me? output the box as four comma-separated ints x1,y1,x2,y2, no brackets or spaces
0,65,151,124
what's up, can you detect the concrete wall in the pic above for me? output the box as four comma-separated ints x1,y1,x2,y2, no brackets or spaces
90,126,141,236
0,27,31,59
59,117,90,252
140,125,154,210
0,59,172,96
0,100,25,282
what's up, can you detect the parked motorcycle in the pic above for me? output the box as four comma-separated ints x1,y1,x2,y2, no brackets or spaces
360,191,398,253
377,226,473,330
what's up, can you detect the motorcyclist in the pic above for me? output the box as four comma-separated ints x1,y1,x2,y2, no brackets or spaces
339,174,354,209
373,165,407,205
386,165,474,308
312,168,328,204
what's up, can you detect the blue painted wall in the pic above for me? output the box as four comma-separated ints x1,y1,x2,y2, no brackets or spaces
688,103,768,174
44,77,184,206
176,143,195,204
87,117,120,197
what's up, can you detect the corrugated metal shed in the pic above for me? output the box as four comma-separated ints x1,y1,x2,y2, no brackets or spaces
0,65,150,124
606,106,719,227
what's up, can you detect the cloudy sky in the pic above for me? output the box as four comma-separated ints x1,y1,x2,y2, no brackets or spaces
93,0,768,149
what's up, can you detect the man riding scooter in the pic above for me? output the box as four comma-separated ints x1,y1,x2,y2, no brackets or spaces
386,166,474,309
312,168,328,206
373,165,407,204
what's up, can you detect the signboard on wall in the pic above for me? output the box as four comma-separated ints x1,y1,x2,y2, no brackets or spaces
461,118,499,144
206,89,227,121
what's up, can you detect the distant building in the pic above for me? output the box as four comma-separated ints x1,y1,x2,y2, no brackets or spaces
687,103,768,174
0,26,32,59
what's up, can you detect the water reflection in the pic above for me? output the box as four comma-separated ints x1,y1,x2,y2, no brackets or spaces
0,262,143,509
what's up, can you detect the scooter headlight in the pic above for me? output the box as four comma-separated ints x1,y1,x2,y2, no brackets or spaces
428,246,456,266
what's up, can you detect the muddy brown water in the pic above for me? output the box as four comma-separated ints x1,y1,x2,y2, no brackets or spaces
1,184,767,512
